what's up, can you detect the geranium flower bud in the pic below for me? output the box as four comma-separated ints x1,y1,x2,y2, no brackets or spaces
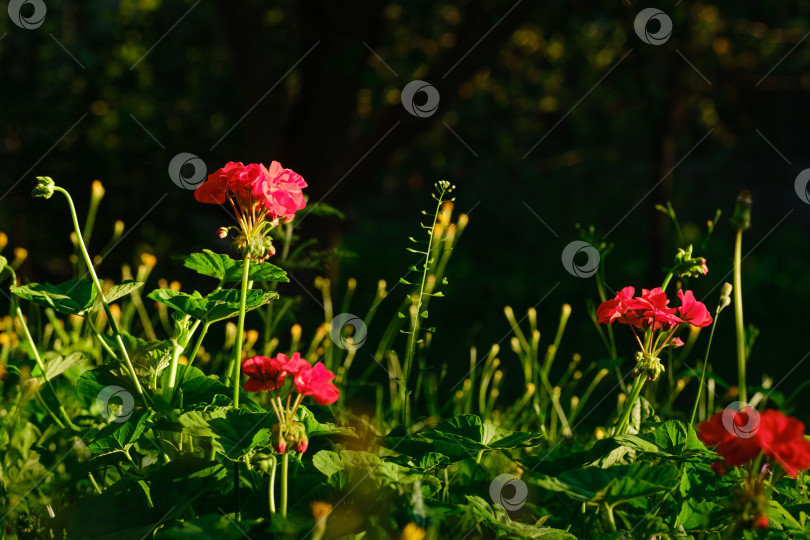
32,176,55,199
730,190,752,231
251,452,276,474
718,283,733,314
272,423,287,454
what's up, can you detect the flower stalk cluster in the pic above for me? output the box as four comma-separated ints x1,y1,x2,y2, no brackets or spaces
597,286,713,434
195,161,307,262
241,352,339,517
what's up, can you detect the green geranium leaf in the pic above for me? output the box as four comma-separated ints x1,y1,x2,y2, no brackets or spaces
88,410,153,455
149,457,229,523
530,462,680,507
615,420,707,460
178,408,273,459
295,405,356,438
11,279,143,317
461,496,576,539
147,288,278,323
177,366,264,413
11,279,96,316
93,280,144,311
312,450,440,495
184,249,288,282
32,352,87,381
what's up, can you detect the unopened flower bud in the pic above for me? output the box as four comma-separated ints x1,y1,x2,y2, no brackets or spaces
717,282,733,314
32,176,55,199
730,190,752,231
217,227,229,239
251,452,276,474
272,423,287,454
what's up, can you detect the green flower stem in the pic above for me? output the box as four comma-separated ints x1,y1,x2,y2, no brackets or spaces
33,389,65,429
163,342,184,401
594,275,624,393
615,375,645,435
6,265,78,430
660,270,674,292
17,304,78,430
280,451,289,518
733,229,746,404
468,448,485,488
164,319,203,403
602,503,617,532
268,456,277,514
173,322,209,389
86,319,120,361
402,189,446,424
44,308,71,345
232,258,251,409
690,312,721,425
53,186,145,403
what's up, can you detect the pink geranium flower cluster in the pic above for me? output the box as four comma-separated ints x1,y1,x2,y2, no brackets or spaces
195,161,307,222
194,161,307,261
242,352,339,454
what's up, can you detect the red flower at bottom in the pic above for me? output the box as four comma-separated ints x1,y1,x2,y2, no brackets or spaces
698,406,764,467
759,410,810,478
699,407,810,478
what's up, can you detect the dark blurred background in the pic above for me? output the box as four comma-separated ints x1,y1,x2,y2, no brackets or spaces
2,0,809,414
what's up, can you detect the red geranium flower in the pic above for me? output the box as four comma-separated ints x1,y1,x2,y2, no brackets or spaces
294,362,340,406
242,352,310,393
699,406,764,467
699,407,810,478
759,410,810,478
677,290,713,328
626,287,681,330
252,161,307,222
596,286,635,324
195,161,307,222
242,355,286,392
